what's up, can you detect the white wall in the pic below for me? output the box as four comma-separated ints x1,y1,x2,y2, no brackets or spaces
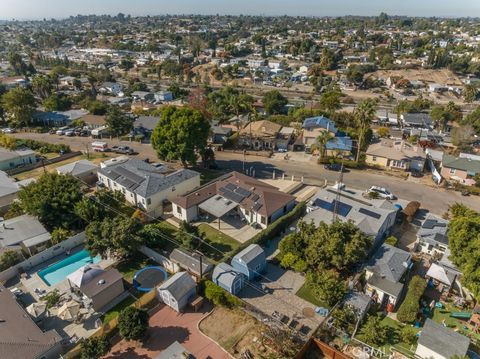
0,232,86,282
415,343,445,359
172,203,198,222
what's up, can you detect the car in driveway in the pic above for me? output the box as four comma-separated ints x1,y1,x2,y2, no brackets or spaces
112,146,134,155
366,186,396,200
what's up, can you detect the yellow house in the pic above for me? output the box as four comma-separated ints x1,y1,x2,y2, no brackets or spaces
366,139,426,171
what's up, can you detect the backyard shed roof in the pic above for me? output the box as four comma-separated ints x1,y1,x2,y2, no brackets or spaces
213,262,243,288
233,244,265,265
158,272,196,301
170,248,213,276
80,268,123,298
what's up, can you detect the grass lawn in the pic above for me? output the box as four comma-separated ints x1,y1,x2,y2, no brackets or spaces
197,223,240,262
356,315,419,357
295,283,330,308
102,295,137,324
13,155,84,180
114,254,157,283
431,302,480,341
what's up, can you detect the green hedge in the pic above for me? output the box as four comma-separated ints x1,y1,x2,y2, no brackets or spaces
319,157,366,169
15,139,71,154
226,201,306,261
396,275,426,323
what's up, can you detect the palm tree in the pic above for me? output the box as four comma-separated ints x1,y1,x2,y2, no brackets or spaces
354,99,377,162
311,130,333,162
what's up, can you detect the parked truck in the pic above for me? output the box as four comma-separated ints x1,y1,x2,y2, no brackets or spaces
91,141,108,152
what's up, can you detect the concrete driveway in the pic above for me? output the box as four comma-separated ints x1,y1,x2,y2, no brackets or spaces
105,304,231,359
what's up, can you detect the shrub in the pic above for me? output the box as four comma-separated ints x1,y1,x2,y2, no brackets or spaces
80,335,110,359
15,138,71,154
204,280,241,308
362,315,388,346
118,306,149,341
396,276,426,323
41,289,61,309
385,235,398,246
0,250,21,271
400,326,417,345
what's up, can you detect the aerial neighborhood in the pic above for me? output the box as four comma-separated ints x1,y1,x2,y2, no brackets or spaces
0,8,480,359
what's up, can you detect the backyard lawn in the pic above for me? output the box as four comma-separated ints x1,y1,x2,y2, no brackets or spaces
431,301,480,341
197,223,240,262
114,254,157,283
295,283,330,308
356,315,419,358
102,295,137,324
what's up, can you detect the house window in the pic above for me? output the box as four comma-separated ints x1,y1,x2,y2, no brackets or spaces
372,156,377,161
172,186,176,192
260,216,266,225
449,168,456,175
147,198,151,205
177,205,182,214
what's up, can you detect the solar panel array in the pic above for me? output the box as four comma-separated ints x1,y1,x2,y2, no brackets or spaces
314,199,352,217
359,207,381,219
220,183,254,204
422,219,447,230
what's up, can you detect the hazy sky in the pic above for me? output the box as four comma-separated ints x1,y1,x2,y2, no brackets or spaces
1,0,479,20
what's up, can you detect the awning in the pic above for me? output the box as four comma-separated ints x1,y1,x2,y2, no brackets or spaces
199,195,238,218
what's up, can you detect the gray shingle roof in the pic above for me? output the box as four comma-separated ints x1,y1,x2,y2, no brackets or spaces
417,214,449,247
56,159,98,177
0,214,50,248
366,244,411,283
169,248,213,276
213,262,242,288
233,244,264,265
417,319,469,358
0,171,19,198
442,154,480,173
158,272,196,301
99,158,198,198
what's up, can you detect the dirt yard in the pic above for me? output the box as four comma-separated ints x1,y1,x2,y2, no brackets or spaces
372,68,462,86
199,307,278,358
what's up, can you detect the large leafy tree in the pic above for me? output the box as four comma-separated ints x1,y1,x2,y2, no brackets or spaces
151,106,210,166
1,87,36,127
354,98,377,162
85,216,143,259
75,189,129,223
362,315,388,346
31,74,53,100
118,307,149,341
306,270,347,306
311,131,333,162
105,106,133,137
0,250,21,271
262,90,288,115
18,173,82,230
80,335,111,359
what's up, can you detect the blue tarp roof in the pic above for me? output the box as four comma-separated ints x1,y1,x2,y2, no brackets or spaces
302,116,338,133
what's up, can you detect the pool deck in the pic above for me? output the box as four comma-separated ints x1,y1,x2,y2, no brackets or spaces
21,246,115,301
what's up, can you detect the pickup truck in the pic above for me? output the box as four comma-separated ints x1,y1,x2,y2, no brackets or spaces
111,146,134,155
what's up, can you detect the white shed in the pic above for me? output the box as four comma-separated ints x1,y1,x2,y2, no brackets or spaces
157,272,196,312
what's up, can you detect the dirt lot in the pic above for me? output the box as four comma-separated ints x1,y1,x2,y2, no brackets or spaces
199,307,278,358
372,68,462,86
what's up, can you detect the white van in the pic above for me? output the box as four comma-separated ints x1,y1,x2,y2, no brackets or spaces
91,141,108,152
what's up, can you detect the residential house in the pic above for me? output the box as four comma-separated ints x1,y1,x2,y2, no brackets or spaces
325,136,353,157
416,214,449,257
97,158,200,217
304,185,398,247
99,82,123,96
81,114,106,129
365,139,426,172
238,120,282,150
276,127,295,151
343,291,372,321
231,244,266,280
301,116,337,148
365,243,412,310
172,172,296,229
212,262,245,295
415,319,469,359
401,113,434,129
247,58,266,68
0,284,62,359
425,263,460,294
56,159,98,185
34,109,89,127
0,148,37,171
68,265,125,311
209,125,232,147
440,153,480,185
0,76,28,89
169,248,214,281
154,91,174,102
157,272,197,312
133,116,161,135
132,91,155,102
0,215,51,256
0,170,22,212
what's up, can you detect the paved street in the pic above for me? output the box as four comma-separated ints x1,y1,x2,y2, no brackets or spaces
12,132,480,215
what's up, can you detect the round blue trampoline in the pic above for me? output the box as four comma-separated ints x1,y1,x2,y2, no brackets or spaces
133,266,168,292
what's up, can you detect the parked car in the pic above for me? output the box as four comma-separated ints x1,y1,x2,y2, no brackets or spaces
64,130,74,136
277,148,288,153
324,163,347,172
113,146,134,155
410,170,423,178
367,186,396,200
2,128,16,134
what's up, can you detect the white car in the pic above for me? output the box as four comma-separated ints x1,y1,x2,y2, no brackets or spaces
367,186,396,200
2,128,16,134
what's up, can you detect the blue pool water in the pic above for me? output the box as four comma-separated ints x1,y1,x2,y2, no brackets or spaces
38,249,101,286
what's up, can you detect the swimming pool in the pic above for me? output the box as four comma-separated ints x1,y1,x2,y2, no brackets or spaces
38,249,101,286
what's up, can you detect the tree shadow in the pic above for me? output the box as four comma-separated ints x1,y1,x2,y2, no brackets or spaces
141,325,191,351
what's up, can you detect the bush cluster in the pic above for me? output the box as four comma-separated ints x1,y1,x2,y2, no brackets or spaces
16,138,71,154
396,276,426,323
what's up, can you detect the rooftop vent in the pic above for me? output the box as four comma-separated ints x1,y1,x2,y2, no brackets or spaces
98,279,106,285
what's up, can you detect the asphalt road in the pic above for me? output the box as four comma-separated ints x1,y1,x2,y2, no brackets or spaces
12,132,480,215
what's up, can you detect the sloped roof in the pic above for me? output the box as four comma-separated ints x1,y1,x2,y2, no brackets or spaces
0,170,19,198
0,285,61,359
233,244,265,265
98,158,199,198
417,319,469,358
158,272,196,301
417,214,449,246
442,154,480,173
56,160,98,177
238,120,282,138
426,263,457,286
302,116,337,133
80,268,123,298
172,171,295,218
213,262,243,288
366,139,426,161
0,214,50,248
366,244,411,283
170,248,213,276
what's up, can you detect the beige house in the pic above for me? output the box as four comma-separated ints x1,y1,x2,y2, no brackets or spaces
238,120,282,150
366,139,426,171
301,116,338,148
440,153,480,185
